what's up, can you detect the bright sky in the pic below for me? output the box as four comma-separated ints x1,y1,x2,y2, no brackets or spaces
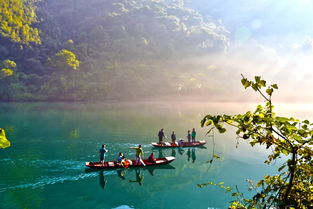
184,0,313,102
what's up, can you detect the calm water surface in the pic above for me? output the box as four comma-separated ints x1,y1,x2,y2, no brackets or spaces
0,102,310,209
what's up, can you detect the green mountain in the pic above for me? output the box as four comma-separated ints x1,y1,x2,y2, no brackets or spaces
0,0,229,101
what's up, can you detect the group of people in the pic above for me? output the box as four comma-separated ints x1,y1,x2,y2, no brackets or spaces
158,128,197,144
99,144,156,167
97,128,197,166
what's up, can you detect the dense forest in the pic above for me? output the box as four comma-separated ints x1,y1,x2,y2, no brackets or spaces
0,0,229,101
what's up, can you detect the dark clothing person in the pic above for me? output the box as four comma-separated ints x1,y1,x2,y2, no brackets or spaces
171,132,176,143
117,152,123,164
148,152,156,163
99,145,108,163
187,131,191,143
191,128,196,143
158,129,165,144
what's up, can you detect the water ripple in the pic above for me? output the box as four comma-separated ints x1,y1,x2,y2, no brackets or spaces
0,172,98,193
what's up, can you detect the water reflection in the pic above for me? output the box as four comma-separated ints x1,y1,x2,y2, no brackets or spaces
92,165,175,189
192,149,196,163
157,149,164,158
117,169,126,180
171,149,176,157
152,147,203,163
178,147,184,155
129,169,144,186
88,164,176,189
99,171,107,189
187,149,191,161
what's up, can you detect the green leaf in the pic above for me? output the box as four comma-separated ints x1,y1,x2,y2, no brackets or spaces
241,78,251,89
213,154,220,159
251,83,258,91
281,149,289,156
205,120,212,126
218,127,226,133
278,164,286,172
271,84,278,89
286,124,297,131
255,76,261,83
266,88,273,96
259,80,266,87
276,117,290,122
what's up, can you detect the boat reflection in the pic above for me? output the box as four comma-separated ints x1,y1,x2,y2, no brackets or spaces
152,147,201,163
85,164,175,189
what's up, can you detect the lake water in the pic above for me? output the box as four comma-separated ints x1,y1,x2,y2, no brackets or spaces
0,102,310,209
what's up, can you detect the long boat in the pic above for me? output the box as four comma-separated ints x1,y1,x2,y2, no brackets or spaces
85,156,175,169
151,140,206,148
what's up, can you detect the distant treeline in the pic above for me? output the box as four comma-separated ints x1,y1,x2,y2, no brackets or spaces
0,0,229,101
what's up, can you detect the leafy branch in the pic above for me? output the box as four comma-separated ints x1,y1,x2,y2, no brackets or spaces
201,75,313,208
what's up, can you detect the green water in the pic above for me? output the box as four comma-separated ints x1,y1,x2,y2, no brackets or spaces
0,102,287,209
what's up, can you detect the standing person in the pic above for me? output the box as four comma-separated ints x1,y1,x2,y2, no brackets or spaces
171,131,176,144
187,130,191,143
130,144,146,166
99,144,108,165
158,128,165,144
191,128,196,143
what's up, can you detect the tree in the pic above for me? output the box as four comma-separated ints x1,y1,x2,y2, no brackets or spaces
0,59,17,78
0,0,41,44
0,68,14,77
201,75,313,209
2,59,17,69
49,49,80,71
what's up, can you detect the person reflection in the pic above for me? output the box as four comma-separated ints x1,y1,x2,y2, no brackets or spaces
117,169,126,180
171,149,176,157
178,147,184,155
158,149,164,158
129,169,144,186
191,148,196,163
147,167,155,176
99,171,107,189
187,148,191,161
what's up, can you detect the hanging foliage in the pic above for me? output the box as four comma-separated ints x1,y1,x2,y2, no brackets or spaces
0,128,11,149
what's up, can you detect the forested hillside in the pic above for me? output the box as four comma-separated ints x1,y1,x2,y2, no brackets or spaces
0,0,229,101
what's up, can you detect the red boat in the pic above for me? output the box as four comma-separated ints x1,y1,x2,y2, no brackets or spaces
151,140,206,148
85,156,175,169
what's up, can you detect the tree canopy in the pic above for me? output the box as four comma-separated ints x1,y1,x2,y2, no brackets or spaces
0,0,40,44
49,49,80,70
